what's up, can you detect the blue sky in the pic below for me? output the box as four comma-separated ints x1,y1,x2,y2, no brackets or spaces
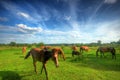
0,0,120,44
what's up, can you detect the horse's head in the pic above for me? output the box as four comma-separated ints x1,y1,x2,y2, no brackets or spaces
58,48,66,61
72,46,77,51
52,49,59,67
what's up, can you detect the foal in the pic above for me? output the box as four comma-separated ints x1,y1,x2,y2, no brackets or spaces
24,48,59,80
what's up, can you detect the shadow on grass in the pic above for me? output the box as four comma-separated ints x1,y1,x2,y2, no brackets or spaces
0,71,21,80
69,54,120,71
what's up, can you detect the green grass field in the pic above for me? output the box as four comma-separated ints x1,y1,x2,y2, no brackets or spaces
0,46,120,80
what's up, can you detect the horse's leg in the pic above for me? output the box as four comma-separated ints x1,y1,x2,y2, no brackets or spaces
41,64,44,74
33,61,37,74
100,52,102,58
72,51,74,57
112,49,116,59
103,52,105,58
112,52,116,59
82,49,83,54
43,63,48,80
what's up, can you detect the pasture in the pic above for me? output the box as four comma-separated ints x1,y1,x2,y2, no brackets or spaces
0,46,120,80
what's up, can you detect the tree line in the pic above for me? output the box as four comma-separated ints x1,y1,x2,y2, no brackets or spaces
0,39,120,47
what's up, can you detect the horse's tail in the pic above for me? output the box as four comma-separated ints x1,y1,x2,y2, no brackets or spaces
59,49,65,61
96,48,99,57
24,51,31,59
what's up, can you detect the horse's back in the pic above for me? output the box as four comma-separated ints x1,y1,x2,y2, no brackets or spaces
30,48,44,62
80,46,89,51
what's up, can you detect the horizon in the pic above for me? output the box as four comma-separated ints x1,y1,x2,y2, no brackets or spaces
0,0,120,44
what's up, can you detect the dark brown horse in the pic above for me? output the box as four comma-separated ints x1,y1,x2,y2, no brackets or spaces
24,48,59,80
96,47,116,59
71,46,82,57
72,50,82,57
80,46,89,53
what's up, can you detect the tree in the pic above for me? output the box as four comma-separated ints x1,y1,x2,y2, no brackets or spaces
97,40,102,46
36,42,44,47
9,42,16,46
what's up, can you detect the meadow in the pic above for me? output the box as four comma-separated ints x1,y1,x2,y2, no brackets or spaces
0,46,120,80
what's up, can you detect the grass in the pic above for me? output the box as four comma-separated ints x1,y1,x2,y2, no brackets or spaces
0,46,120,80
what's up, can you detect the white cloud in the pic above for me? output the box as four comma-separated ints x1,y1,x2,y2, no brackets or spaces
104,0,117,4
17,12,30,19
93,20,120,43
17,24,43,34
64,16,71,21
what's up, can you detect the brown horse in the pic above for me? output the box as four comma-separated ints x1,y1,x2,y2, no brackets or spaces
24,48,59,80
80,46,89,53
52,48,65,61
96,47,116,59
40,46,51,50
71,46,78,51
22,46,27,55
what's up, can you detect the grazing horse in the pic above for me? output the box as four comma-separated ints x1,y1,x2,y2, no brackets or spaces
72,50,81,57
80,46,89,53
24,48,59,80
96,47,116,59
71,46,81,57
22,46,27,55
71,46,78,51
52,48,65,61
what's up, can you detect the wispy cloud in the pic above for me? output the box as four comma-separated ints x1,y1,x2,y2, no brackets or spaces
0,1,20,14
17,12,30,19
104,0,117,4
64,16,71,21
0,17,8,22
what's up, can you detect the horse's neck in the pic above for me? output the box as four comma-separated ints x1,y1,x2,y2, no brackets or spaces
43,51,52,62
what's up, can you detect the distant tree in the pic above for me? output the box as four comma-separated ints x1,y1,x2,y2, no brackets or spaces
97,40,102,46
9,42,16,46
36,42,44,47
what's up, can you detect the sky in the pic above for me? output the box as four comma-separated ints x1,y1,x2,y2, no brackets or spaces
0,0,120,44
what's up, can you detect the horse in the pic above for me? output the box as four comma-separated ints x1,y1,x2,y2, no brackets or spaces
52,47,65,61
71,46,82,57
24,48,59,80
22,46,27,55
71,46,78,51
72,50,82,57
80,46,89,53
96,47,116,59
40,46,51,50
